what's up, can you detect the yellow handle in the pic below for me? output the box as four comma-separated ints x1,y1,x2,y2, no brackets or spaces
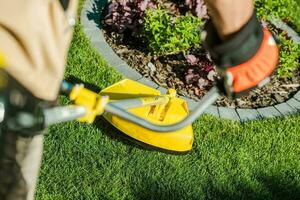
69,84,109,123
0,51,6,67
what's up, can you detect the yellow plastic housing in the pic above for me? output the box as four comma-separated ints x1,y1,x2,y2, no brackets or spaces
0,52,5,67
100,79,193,153
70,85,108,123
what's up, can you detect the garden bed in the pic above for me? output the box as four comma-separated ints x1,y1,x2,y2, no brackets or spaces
101,0,300,109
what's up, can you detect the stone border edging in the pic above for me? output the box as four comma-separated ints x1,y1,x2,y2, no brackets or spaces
81,0,300,122
269,17,300,44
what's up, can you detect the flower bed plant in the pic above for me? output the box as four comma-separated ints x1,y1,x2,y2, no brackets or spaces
144,7,204,55
255,0,300,77
255,0,300,33
102,0,299,109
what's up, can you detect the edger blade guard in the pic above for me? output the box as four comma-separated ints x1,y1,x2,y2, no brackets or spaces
100,79,194,153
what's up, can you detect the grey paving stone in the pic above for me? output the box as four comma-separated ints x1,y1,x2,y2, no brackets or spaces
203,105,220,118
286,98,300,111
180,96,198,111
93,39,126,67
81,10,98,30
219,107,240,121
92,41,115,57
106,52,126,68
178,96,220,118
85,0,94,9
84,29,105,42
157,86,168,94
236,109,261,122
81,5,88,20
294,91,300,101
114,64,142,80
274,102,297,116
257,106,282,118
137,77,158,89
270,17,300,44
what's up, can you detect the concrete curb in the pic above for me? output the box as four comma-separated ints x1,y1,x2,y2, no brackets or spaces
269,17,300,44
81,0,300,122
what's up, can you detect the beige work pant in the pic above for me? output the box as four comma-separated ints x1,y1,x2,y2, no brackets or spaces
0,0,77,199
0,131,43,200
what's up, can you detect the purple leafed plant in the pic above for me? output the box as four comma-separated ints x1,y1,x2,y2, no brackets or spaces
103,0,156,35
184,0,208,19
185,52,217,88
103,0,217,97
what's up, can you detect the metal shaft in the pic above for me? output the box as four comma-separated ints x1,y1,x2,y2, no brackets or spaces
104,87,220,132
43,105,86,126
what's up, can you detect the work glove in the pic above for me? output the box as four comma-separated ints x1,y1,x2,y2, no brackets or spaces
204,12,279,98
0,70,57,136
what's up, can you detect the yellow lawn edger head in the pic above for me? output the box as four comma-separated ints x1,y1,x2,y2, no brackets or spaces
99,79,193,153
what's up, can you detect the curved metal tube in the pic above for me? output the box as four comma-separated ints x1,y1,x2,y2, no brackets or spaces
44,106,86,126
104,87,220,132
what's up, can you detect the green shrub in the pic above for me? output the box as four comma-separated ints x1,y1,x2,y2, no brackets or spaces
144,7,204,55
277,34,300,77
254,0,300,77
255,0,300,33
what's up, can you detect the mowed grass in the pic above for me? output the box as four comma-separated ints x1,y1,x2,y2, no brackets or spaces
35,1,300,200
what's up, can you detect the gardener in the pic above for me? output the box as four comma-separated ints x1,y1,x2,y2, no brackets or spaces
0,0,78,199
0,0,278,199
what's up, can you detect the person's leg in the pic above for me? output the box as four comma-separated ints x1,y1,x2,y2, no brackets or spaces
0,131,43,200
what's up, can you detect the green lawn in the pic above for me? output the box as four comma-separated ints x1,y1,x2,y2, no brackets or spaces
35,1,300,199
